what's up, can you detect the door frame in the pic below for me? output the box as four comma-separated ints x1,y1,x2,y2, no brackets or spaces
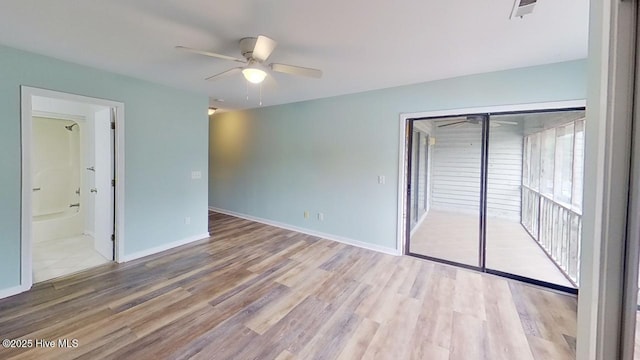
20,86,126,291
620,0,640,356
397,100,586,254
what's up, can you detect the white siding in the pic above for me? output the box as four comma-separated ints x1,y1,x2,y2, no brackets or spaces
431,122,523,221
487,125,523,221
414,121,433,212
417,134,427,213
431,124,482,214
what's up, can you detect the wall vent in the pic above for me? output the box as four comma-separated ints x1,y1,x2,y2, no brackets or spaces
510,0,537,19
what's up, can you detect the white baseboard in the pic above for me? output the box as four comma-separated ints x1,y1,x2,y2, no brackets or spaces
120,232,211,262
209,207,400,256
0,284,30,300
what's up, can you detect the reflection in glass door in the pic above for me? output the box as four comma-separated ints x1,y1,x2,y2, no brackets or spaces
407,116,483,268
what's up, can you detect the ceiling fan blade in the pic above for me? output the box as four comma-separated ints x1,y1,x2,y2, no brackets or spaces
205,67,242,81
438,121,467,128
270,63,322,78
494,120,518,125
176,46,247,63
252,35,277,62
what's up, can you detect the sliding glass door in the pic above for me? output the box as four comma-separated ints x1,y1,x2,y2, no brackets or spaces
485,110,584,290
407,108,584,292
407,116,483,268
409,130,430,229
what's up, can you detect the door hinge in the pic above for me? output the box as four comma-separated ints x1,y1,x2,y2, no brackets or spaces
111,179,115,187
111,121,115,130
111,234,115,242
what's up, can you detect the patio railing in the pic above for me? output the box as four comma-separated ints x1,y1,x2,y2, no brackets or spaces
521,186,581,285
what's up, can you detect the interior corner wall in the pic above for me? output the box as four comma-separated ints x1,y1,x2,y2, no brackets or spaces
0,45,209,291
209,59,587,250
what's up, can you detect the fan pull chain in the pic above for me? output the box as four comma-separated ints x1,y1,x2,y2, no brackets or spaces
259,83,263,106
246,81,249,101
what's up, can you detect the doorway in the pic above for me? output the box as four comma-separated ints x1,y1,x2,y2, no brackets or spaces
20,87,125,288
400,102,585,293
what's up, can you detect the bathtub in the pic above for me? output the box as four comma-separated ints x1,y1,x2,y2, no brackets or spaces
33,209,83,243
31,117,84,243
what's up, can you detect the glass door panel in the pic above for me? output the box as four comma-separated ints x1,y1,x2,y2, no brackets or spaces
485,110,585,289
409,130,429,230
408,116,482,268
409,130,420,230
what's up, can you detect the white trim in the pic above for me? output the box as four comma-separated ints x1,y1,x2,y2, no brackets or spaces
20,86,126,297
399,100,587,121
0,284,30,300
31,110,85,122
210,207,400,256
576,0,636,357
120,233,211,262
622,91,640,358
397,115,408,254
20,91,34,292
396,100,587,255
621,5,640,358
113,106,125,263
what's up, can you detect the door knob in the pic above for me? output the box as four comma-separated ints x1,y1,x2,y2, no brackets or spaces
90,188,98,193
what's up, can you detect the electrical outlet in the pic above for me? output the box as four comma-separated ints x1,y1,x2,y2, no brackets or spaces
191,171,202,180
185,217,191,225
304,211,309,219
318,212,324,221
378,175,385,184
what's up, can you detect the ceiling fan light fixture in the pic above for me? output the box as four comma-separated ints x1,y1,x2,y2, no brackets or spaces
208,107,217,116
177,35,323,86
242,67,267,84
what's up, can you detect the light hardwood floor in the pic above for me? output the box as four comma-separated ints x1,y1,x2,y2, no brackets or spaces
0,212,577,359
410,210,574,287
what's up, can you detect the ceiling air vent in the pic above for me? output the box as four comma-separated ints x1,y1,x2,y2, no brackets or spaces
510,0,537,19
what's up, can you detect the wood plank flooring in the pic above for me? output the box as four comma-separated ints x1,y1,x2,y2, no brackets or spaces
0,212,578,359
410,210,573,287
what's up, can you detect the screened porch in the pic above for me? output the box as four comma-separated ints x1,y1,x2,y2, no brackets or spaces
408,109,585,289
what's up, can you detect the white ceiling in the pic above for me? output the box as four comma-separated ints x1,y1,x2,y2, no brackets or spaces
0,0,589,110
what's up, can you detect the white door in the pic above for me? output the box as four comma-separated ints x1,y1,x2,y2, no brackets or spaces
93,108,114,260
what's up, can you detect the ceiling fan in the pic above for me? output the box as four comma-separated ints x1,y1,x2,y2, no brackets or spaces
438,115,518,128
176,35,322,84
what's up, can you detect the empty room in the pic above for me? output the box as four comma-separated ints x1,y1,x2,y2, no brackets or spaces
0,0,638,359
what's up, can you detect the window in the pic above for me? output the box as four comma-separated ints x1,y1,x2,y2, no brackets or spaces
523,136,530,187
520,114,585,286
572,120,585,209
540,128,556,196
522,118,585,213
529,133,541,190
554,123,574,205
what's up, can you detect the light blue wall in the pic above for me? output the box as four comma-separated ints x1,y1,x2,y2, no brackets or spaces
209,60,587,250
0,45,209,290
